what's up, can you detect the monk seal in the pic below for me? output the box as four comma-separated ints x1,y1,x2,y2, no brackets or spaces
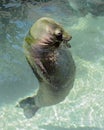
17,17,76,118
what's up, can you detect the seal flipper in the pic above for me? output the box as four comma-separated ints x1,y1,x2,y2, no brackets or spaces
23,104,39,119
26,57,43,82
17,97,39,118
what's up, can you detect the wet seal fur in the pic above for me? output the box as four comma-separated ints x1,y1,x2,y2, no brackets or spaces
17,17,76,118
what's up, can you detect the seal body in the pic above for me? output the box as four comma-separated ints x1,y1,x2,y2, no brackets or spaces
34,47,75,107
18,17,76,118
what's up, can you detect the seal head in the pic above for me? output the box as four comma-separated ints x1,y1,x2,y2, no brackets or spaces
25,17,72,48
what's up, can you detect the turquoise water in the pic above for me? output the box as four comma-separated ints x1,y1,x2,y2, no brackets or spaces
0,0,104,130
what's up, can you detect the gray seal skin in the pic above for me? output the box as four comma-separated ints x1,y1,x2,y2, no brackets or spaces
18,17,76,118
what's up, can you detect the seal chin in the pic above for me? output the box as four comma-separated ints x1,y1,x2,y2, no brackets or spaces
62,34,72,48
63,40,71,48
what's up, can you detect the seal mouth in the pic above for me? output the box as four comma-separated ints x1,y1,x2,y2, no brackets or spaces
62,34,72,48
63,40,71,48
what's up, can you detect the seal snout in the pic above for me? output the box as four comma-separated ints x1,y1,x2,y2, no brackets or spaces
63,35,72,41
68,35,72,41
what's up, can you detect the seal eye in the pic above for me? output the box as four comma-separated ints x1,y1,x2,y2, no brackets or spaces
55,29,62,40
55,29,62,36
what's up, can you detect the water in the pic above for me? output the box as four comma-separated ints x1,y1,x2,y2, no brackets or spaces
0,0,104,130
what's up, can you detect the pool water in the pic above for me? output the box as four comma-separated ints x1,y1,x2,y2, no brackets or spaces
0,0,104,130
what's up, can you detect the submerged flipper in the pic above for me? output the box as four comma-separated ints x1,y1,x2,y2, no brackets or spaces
23,104,39,119
17,97,39,118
